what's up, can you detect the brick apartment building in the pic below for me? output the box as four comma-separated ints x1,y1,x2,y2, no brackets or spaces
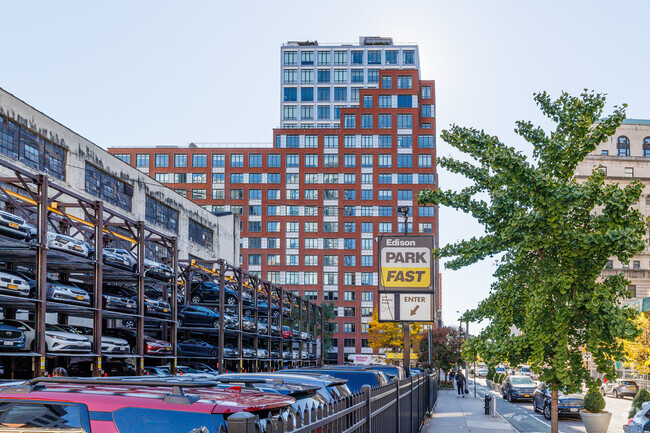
110,37,440,363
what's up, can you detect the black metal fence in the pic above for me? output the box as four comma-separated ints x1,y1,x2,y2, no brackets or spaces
252,373,438,433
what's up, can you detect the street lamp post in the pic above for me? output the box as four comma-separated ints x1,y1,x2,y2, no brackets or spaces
398,206,410,377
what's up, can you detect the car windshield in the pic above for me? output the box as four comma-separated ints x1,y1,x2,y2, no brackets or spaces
0,401,89,431
511,377,535,385
620,381,637,386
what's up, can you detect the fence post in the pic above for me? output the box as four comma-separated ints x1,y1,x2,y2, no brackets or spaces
396,380,401,433
362,385,371,433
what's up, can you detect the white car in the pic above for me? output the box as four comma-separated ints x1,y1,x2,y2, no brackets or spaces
46,232,89,257
2,320,91,353
477,367,489,377
292,350,300,360
0,210,33,240
55,325,131,354
0,270,32,297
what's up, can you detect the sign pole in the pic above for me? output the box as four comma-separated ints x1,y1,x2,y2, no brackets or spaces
400,207,410,377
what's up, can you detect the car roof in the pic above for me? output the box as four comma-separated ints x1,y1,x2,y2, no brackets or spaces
218,372,347,387
0,380,295,414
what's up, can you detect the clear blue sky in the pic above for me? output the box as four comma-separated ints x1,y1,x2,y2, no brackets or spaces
2,0,649,334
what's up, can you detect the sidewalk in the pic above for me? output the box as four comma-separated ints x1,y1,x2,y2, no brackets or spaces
423,387,518,433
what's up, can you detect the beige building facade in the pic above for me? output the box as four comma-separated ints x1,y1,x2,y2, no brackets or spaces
575,119,650,299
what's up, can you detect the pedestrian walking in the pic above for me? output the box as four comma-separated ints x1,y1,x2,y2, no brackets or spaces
456,370,466,397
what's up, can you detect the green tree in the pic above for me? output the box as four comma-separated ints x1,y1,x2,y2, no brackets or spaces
418,326,464,380
419,91,645,433
320,302,337,354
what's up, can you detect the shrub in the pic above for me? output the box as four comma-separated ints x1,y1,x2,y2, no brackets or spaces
583,390,606,413
487,369,494,381
498,374,506,384
629,388,650,418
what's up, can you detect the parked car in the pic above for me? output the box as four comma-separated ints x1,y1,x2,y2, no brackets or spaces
178,305,222,328
47,279,91,306
0,377,296,432
121,285,172,318
601,379,639,398
178,339,218,358
502,375,537,402
0,322,26,350
54,324,130,354
46,232,89,257
143,258,174,281
68,360,137,377
0,209,33,240
242,315,258,333
283,368,390,392
259,317,281,336
257,320,268,335
257,347,270,359
519,365,534,377
270,347,281,359
190,281,252,305
532,382,583,420
103,285,137,313
242,344,257,358
282,326,293,339
103,328,172,355
627,400,650,432
255,299,280,317
3,320,91,353
282,348,292,360
476,367,489,377
300,331,309,341
0,269,32,297
102,248,137,271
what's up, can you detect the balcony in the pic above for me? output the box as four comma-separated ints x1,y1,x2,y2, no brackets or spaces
601,269,648,279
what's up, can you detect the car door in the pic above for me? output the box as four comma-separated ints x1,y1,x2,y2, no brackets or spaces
533,383,545,409
185,339,201,356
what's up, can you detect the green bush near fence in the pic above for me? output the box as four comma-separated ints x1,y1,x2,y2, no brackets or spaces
487,369,494,381
629,388,650,418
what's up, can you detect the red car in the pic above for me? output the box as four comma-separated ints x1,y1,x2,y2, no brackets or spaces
0,377,295,432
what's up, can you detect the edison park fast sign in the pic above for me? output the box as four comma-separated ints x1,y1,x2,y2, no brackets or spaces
378,235,434,323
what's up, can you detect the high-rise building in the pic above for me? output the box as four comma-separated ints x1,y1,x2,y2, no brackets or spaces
109,37,439,363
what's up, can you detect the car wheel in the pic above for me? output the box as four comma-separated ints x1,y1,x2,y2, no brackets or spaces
600,387,605,396
130,346,137,354
272,310,280,317
226,296,237,305
613,390,618,398
178,318,184,327
210,349,217,358
212,320,219,329
123,319,136,329
191,295,201,304
507,392,513,403
543,403,551,420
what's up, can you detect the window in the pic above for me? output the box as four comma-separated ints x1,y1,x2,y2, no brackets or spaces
248,238,262,249
366,50,381,64
397,75,413,89
361,206,373,216
361,114,373,129
145,196,179,233
352,69,364,83
323,189,339,199
136,154,149,167
344,189,356,200
361,273,373,285
323,255,338,266
419,206,435,216
188,219,213,249
397,114,412,128
324,238,338,249
382,76,392,89
419,222,433,233
318,87,330,101
378,114,392,129
301,105,314,120
249,205,262,216
422,86,432,99
625,167,634,177
398,173,413,184
379,189,392,200
114,153,130,164
397,95,412,108
230,189,243,200
248,254,261,266
267,254,281,266
323,222,338,233
249,189,261,199
351,50,363,64
317,50,330,65
190,173,205,183
617,136,630,156
230,173,243,184
344,205,356,216
324,205,338,215
210,154,224,168
318,105,330,120
304,255,318,266
343,114,356,129
334,50,347,65
361,222,373,233
398,190,413,200
266,221,280,232
284,50,297,65
284,87,297,101
379,154,392,167
343,135,355,148
418,174,435,184
419,135,434,148
644,138,650,157
304,173,318,184
324,272,338,285
344,238,356,249
284,105,297,120
267,189,280,200
398,155,412,168
343,222,356,233
344,323,356,333
361,190,373,200
334,87,347,101
267,154,281,167
398,222,413,233
422,104,432,117
367,69,379,83
227,154,242,168
361,238,373,250
304,189,318,200
361,255,373,267
323,135,338,148
304,238,318,249
334,69,347,83
301,69,314,83
379,206,392,216
361,135,373,148
192,154,207,167
175,173,187,183
286,221,299,232
305,272,318,285
286,174,299,185
379,222,392,233
403,50,415,64
267,271,280,283
211,189,224,199
364,173,375,184
84,163,133,211
379,135,392,148
305,154,318,167
324,155,339,167
344,154,356,167
398,135,412,148
301,50,314,65
267,173,281,184
384,49,398,64
154,173,171,183
172,154,187,168
419,154,432,167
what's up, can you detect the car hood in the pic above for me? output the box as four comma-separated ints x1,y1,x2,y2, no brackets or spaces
46,331,88,341
558,392,583,400
101,336,129,345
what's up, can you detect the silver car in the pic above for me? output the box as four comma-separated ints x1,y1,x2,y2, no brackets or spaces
46,232,89,257
0,270,31,297
2,320,91,353
46,280,90,306
0,210,32,240
56,325,130,354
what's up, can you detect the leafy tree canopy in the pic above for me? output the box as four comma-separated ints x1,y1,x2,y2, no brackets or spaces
622,312,650,374
418,326,464,373
419,91,646,397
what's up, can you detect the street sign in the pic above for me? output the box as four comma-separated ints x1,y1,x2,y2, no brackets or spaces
379,293,434,322
378,235,434,293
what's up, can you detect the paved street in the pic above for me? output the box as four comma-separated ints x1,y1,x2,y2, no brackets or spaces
470,379,632,433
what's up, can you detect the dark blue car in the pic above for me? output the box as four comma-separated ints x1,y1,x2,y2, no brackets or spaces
177,339,218,357
0,323,26,350
178,305,220,328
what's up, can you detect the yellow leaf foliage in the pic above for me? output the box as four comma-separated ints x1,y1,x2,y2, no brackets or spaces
623,312,650,374
367,311,426,354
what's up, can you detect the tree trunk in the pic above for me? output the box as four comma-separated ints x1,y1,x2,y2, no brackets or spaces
551,388,559,433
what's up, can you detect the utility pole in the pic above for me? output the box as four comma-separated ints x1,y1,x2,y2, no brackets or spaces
398,206,410,377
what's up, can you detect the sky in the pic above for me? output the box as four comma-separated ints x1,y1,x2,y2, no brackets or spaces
2,0,650,334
